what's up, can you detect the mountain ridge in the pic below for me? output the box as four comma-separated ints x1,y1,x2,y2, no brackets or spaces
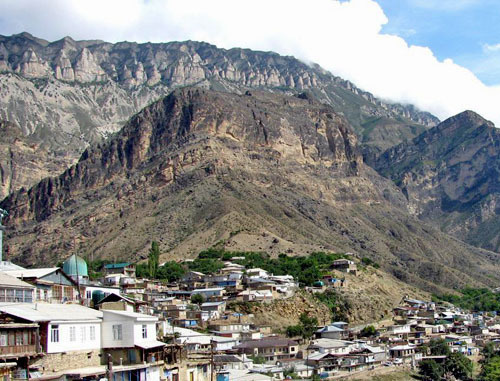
1,88,498,294
0,32,437,197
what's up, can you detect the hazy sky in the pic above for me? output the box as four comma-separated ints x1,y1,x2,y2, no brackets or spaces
0,0,499,125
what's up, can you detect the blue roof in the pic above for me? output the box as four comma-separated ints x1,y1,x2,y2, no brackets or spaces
104,263,131,269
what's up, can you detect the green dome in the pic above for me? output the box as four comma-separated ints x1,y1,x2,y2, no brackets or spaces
63,254,88,277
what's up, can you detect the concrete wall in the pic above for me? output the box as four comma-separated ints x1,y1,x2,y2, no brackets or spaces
46,322,101,353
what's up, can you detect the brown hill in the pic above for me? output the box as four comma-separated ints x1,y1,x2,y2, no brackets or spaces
375,110,500,253
1,89,498,293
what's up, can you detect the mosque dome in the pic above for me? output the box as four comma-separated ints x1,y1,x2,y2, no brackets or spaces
62,254,88,277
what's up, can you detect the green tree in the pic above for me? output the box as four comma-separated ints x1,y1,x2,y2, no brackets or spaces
299,313,318,341
286,325,303,338
359,325,376,338
191,293,205,306
157,261,186,282
429,338,451,356
419,359,444,381
481,355,500,380
148,241,160,278
444,352,473,380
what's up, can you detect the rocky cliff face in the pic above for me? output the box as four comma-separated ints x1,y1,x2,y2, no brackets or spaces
2,89,497,292
0,33,438,196
375,111,500,252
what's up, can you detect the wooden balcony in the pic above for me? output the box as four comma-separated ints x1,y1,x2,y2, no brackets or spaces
0,344,37,356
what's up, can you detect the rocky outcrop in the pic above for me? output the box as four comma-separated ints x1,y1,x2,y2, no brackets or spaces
1,90,498,293
0,33,438,197
375,111,500,252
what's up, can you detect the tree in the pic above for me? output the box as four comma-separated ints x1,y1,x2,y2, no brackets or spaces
359,325,376,337
429,338,451,356
419,359,444,381
191,293,205,306
444,352,473,380
148,241,160,278
299,313,318,341
481,355,500,380
157,261,186,282
286,325,303,338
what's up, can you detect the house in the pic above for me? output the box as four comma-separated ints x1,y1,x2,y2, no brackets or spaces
0,309,42,379
103,263,136,278
389,344,420,364
308,339,357,355
95,293,147,312
4,268,80,303
332,259,357,274
305,352,340,377
0,272,35,303
234,337,298,362
316,324,347,340
181,271,206,290
191,287,225,301
0,303,103,373
101,310,165,364
246,269,269,279
201,301,226,318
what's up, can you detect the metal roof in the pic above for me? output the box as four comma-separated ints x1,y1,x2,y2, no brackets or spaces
102,309,157,321
0,303,103,322
104,263,131,269
0,272,35,289
4,268,59,279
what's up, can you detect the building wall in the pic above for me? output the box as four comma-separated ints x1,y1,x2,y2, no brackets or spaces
102,312,157,349
46,322,101,353
32,349,102,372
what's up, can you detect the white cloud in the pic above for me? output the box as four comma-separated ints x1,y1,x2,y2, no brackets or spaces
410,0,480,11
0,0,499,126
483,43,500,53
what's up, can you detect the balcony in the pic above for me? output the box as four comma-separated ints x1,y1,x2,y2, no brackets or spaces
0,344,38,356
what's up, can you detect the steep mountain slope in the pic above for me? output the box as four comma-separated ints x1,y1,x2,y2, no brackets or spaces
1,89,498,293
375,111,500,252
0,120,73,198
0,33,437,196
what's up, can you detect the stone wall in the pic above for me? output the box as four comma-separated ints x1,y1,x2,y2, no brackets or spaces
31,349,102,372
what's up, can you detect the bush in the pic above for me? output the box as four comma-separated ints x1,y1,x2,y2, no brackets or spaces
359,325,376,337
419,359,444,381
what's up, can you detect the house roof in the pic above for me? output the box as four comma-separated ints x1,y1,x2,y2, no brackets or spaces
135,340,166,349
0,303,102,322
0,272,35,289
192,287,224,293
102,309,157,322
235,337,297,349
201,302,226,307
214,355,242,364
104,263,132,269
317,325,344,333
4,268,59,279
0,261,25,271
309,339,354,349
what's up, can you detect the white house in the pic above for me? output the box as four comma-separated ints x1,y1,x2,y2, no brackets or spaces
101,310,164,349
0,303,102,354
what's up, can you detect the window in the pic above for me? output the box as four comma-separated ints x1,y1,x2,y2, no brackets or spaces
0,332,7,346
142,325,147,339
80,326,86,342
64,287,73,300
52,285,62,300
69,326,76,342
86,291,91,299
112,324,122,341
51,325,59,343
89,326,96,341
15,333,23,345
24,289,33,303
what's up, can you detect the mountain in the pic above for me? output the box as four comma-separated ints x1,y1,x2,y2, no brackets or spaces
0,32,438,197
2,88,498,293
375,111,500,252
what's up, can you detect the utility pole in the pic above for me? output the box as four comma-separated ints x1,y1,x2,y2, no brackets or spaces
210,339,215,381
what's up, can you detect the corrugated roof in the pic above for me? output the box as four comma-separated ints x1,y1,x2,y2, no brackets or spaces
102,309,157,321
104,263,131,269
0,272,35,289
0,303,102,322
4,268,59,279
236,337,297,349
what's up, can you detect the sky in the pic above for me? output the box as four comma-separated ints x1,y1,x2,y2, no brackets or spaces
0,0,499,126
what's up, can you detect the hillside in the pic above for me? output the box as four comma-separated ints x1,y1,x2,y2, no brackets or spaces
0,32,437,197
2,88,498,293
375,111,500,253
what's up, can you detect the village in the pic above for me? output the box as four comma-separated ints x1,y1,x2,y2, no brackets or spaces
0,240,498,381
